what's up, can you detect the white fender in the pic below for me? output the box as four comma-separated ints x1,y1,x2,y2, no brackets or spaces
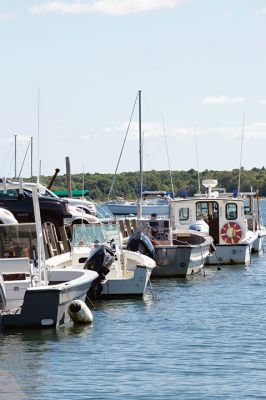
68,300,93,325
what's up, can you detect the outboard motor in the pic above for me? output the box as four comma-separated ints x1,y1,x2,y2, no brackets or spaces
84,245,115,298
84,245,115,277
127,231,155,260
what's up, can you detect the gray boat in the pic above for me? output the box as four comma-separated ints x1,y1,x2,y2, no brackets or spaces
127,218,213,278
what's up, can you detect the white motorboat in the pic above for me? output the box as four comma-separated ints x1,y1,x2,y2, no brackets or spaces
170,179,266,265
105,191,171,216
127,216,213,278
0,180,98,329
46,222,156,298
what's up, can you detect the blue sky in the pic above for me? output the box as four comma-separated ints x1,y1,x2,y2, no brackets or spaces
1,0,266,178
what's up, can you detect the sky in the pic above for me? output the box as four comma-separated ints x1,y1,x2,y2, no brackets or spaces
1,0,266,179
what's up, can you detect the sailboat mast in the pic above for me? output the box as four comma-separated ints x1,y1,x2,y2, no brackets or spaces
37,87,40,184
31,136,33,178
137,90,143,220
14,134,17,179
139,90,143,197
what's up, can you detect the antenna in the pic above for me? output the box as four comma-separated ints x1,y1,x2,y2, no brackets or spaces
162,117,175,197
194,126,201,194
238,112,245,193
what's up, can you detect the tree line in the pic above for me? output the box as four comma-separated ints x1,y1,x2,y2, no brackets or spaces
40,167,266,201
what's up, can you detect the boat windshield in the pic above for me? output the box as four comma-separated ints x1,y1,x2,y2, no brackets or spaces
0,223,38,259
73,223,122,248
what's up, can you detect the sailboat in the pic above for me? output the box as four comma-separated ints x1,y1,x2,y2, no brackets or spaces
126,91,213,277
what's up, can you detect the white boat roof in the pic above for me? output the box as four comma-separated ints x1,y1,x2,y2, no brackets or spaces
173,191,258,203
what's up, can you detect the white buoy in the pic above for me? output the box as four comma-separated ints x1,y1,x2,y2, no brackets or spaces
68,300,93,325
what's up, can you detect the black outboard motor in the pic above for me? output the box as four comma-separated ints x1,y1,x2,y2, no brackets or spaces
84,245,115,298
84,245,115,277
127,231,155,260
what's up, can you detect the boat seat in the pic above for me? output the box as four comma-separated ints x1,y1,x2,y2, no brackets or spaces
0,258,31,275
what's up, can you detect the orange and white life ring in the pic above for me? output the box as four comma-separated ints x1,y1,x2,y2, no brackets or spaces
221,222,242,244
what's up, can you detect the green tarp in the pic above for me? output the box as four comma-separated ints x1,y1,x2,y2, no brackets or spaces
54,189,89,198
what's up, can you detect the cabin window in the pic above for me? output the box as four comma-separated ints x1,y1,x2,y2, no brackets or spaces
0,189,19,199
196,201,219,220
226,203,237,220
179,207,189,221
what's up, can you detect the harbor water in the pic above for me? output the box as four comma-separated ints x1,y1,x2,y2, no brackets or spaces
1,202,266,399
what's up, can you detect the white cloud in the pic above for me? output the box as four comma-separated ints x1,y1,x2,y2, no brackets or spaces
29,0,184,16
203,123,266,140
258,99,266,106
245,122,266,139
86,121,266,142
203,96,247,105
255,8,266,16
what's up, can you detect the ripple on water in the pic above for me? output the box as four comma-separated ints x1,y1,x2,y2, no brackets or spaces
1,226,266,399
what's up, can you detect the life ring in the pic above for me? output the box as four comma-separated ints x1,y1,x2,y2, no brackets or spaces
221,222,242,244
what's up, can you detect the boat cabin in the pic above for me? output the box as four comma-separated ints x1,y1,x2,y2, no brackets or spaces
170,180,261,246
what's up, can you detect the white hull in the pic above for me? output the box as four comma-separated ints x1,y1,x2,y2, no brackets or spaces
206,244,251,265
101,265,152,296
206,231,264,265
106,203,169,216
46,248,155,298
251,234,264,254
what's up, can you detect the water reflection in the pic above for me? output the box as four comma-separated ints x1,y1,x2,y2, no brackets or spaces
0,205,265,399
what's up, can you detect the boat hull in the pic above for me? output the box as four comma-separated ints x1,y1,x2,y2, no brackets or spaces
151,242,210,278
251,234,264,254
100,265,153,297
205,244,251,265
205,233,264,265
1,269,97,329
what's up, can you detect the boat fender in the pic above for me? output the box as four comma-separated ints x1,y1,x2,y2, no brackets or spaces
68,300,93,325
221,222,242,244
127,231,155,259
